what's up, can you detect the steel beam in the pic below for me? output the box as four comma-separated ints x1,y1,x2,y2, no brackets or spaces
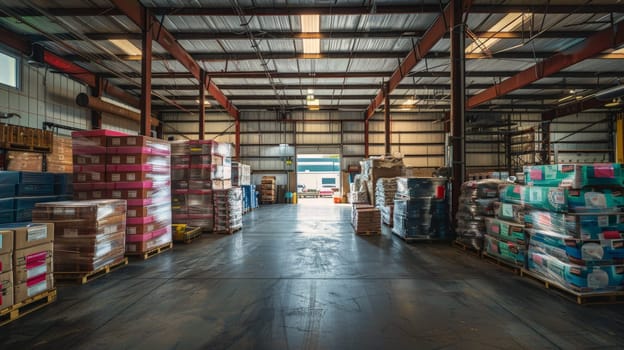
364,120,369,158
384,83,391,155
199,70,206,140
235,119,241,162
468,20,624,109
541,98,606,121
365,0,466,120
110,0,239,120
140,8,152,136
91,76,103,129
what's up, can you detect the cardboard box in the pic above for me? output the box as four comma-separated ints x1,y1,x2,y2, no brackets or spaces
0,230,13,254
0,252,12,273
15,259,52,284
14,273,54,304
74,190,107,200
107,153,169,166
0,270,13,309
107,135,170,150
14,242,54,283
0,223,53,250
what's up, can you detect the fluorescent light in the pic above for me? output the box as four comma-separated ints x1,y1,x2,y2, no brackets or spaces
301,14,320,54
109,39,142,56
402,97,417,106
466,13,530,54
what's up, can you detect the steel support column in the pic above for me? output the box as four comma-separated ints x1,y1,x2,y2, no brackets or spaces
364,120,370,158
235,119,241,161
140,9,152,136
199,70,206,140
383,83,391,155
540,122,551,164
91,76,103,129
450,0,466,223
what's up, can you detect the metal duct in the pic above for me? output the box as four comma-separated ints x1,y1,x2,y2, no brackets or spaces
76,93,159,126
595,85,624,101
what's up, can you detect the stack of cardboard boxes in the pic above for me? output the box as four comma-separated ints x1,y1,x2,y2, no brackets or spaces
351,204,381,235
213,187,243,234
260,176,276,203
0,223,55,310
47,136,73,173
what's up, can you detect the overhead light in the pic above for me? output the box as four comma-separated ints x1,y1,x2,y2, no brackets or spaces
605,98,622,108
402,97,417,106
301,14,320,54
109,39,142,56
195,99,211,107
466,13,530,54
307,89,314,95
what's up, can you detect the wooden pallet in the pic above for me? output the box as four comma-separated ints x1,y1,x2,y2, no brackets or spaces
0,289,57,327
54,258,128,284
126,242,173,260
452,240,482,256
173,226,202,244
355,230,381,236
214,226,242,235
520,269,624,305
481,251,524,274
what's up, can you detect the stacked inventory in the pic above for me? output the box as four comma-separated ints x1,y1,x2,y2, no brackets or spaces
375,177,398,226
54,173,73,201
393,177,450,241
232,162,251,187
348,174,369,204
107,135,172,254
260,176,277,203
483,196,528,267
241,185,258,213
522,164,624,293
213,187,243,234
0,230,13,309
32,200,127,274
0,223,55,307
455,179,504,251
360,157,403,205
47,136,73,173
351,204,380,235
170,140,231,232
0,171,59,224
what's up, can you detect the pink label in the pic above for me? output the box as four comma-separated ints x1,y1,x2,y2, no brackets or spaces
25,251,47,269
26,273,46,287
603,230,621,239
513,186,521,194
530,168,543,180
491,224,500,234
593,164,615,178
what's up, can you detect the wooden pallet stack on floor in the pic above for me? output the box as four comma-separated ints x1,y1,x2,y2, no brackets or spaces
260,176,276,204
351,204,381,236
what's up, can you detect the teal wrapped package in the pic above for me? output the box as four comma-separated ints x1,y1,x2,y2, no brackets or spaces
524,163,624,188
528,229,624,265
499,184,568,212
484,217,527,244
567,188,624,211
525,209,624,240
528,249,624,292
484,234,526,266
493,201,526,224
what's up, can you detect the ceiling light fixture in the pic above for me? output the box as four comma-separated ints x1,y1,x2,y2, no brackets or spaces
301,14,320,54
108,39,142,56
466,13,530,54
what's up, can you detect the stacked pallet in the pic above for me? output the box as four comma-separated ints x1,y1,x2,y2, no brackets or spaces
260,176,277,203
241,184,258,213
5,151,43,172
0,223,55,310
232,162,251,187
375,177,398,226
72,130,173,256
351,204,380,235
360,156,403,205
0,171,59,224
47,136,73,173
521,164,624,294
392,177,450,241
32,200,127,276
213,187,243,234
455,179,504,251
170,140,231,232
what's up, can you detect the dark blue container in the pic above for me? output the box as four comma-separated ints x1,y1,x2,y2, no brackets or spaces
0,198,14,210
0,184,15,197
19,171,55,185
0,210,14,224
16,183,55,196
0,171,20,185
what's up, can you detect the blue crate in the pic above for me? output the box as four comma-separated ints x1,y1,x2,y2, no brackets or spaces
0,198,14,211
14,196,58,210
54,173,73,184
19,171,55,185
0,171,20,185
16,183,55,196
15,209,32,222
0,210,14,224
0,184,15,197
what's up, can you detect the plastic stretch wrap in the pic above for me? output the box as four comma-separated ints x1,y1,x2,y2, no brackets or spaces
524,163,624,189
525,209,624,240
396,177,447,200
567,189,624,211
484,217,527,244
393,197,450,240
213,187,243,232
188,140,231,157
107,136,170,152
170,141,189,155
242,185,258,210
528,249,624,292
352,206,381,234
493,202,526,224
375,177,398,207
455,220,485,250
460,179,504,199
33,199,127,272
125,226,172,253
499,185,568,212
484,234,526,266
380,205,393,226
458,196,497,218
455,180,504,251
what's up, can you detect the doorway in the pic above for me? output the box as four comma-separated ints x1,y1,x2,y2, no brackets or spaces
296,154,341,203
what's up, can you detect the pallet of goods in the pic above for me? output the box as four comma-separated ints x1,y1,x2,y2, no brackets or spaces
375,177,398,226
351,204,380,235
0,223,56,326
260,176,276,204
241,184,258,213
213,187,243,234
47,136,73,173
32,200,128,284
392,177,450,242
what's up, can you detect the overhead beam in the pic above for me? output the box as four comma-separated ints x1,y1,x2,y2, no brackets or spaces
26,30,595,42
62,50,558,62
140,8,152,136
467,19,624,109
542,98,607,121
165,93,563,101
110,0,239,119
2,5,620,16
102,70,624,80
366,0,467,120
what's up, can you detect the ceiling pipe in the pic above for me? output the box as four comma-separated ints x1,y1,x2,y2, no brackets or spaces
76,93,160,126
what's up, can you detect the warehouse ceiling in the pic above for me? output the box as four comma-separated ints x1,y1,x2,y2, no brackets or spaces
0,0,623,117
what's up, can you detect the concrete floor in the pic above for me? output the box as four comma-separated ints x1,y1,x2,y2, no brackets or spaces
1,200,624,349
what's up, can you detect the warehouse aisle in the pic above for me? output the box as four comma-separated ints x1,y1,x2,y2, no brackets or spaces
1,202,624,349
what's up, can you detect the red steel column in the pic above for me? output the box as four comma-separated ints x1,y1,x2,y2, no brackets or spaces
450,0,466,223
364,119,370,158
235,119,241,161
384,83,391,155
91,76,103,129
199,70,206,140
140,8,153,136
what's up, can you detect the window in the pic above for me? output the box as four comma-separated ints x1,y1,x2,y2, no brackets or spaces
0,49,19,89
